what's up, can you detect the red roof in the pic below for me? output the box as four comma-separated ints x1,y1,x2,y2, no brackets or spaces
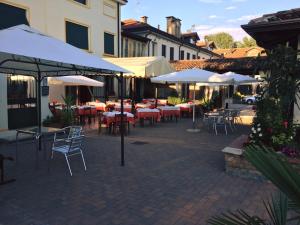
213,47,266,58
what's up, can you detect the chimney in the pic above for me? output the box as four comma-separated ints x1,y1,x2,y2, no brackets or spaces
140,16,148,24
166,16,181,38
157,24,160,30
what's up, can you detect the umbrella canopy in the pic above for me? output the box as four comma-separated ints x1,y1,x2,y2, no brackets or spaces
49,76,104,87
0,25,129,78
221,72,258,84
196,72,259,86
150,68,230,84
104,56,174,78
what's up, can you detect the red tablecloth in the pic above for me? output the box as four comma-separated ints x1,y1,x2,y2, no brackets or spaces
76,107,97,116
158,107,181,117
136,109,161,122
114,106,132,113
102,112,135,127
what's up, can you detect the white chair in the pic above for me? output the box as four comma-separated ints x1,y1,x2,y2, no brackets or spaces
213,115,228,135
51,134,86,176
65,126,83,139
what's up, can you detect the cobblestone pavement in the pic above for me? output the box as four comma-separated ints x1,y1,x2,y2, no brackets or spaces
0,119,274,225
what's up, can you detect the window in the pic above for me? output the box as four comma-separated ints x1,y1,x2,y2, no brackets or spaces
133,42,136,57
72,0,87,5
180,50,185,60
104,32,115,55
137,43,141,57
66,21,89,50
124,38,129,57
187,53,190,60
0,3,29,30
170,47,174,60
152,42,157,56
192,54,196,60
162,44,166,57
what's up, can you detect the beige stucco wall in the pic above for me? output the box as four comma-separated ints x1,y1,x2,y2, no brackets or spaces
0,0,122,128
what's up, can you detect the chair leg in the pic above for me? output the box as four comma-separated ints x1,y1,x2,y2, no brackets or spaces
214,124,218,135
80,151,87,171
51,150,54,159
65,155,72,176
225,124,228,135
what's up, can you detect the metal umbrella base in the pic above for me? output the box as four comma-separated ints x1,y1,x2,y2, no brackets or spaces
186,128,200,133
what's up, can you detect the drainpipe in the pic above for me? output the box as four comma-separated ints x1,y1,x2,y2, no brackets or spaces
117,2,120,57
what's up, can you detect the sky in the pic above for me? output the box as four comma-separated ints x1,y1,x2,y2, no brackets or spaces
121,0,300,41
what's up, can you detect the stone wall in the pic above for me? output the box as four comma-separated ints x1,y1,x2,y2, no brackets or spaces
222,135,265,181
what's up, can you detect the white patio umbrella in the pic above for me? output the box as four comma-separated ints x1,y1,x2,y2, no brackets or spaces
0,24,129,166
197,72,259,99
49,76,104,87
151,68,233,132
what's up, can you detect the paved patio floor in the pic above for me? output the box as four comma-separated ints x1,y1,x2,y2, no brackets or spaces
0,119,274,225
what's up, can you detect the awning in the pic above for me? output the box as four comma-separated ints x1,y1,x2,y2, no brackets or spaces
103,56,175,78
49,76,104,87
0,25,130,78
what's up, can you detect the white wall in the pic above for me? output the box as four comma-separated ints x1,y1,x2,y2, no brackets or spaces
146,33,211,60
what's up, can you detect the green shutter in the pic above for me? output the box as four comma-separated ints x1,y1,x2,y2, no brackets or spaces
104,33,115,55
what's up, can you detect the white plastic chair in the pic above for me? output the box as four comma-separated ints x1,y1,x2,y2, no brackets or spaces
213,115,228,135
51,134,86,176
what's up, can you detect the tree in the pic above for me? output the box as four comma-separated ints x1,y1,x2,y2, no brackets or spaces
205,32,234,49
235,37,257,48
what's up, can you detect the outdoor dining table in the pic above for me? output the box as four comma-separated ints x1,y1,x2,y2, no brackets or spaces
157,106,181,122
114,104,133,113
135,103,154,109
136,108,161,126
176,103,194,112
86,102,106,112
100,111,135,133
72,105,97,115
16,127,65,168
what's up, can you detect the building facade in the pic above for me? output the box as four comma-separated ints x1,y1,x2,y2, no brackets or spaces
121,16,220,61
121,30,149,57
0,0,127,129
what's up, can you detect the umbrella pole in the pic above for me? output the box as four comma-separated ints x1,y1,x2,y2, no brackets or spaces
155,87,158,108
193,83,196,128
120,72,125,166
36,71,42,149
187,83,200,133
131,77,134,114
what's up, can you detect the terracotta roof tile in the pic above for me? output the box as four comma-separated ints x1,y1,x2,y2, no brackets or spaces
170,57,265,75
213,47,266,58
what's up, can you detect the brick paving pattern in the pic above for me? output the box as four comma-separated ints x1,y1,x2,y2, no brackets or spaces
0,119,274,225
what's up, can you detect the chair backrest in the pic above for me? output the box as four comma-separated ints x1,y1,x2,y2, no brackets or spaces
69,135,84,153
68,126,82,139
215,115,226,124
231,110,240,117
